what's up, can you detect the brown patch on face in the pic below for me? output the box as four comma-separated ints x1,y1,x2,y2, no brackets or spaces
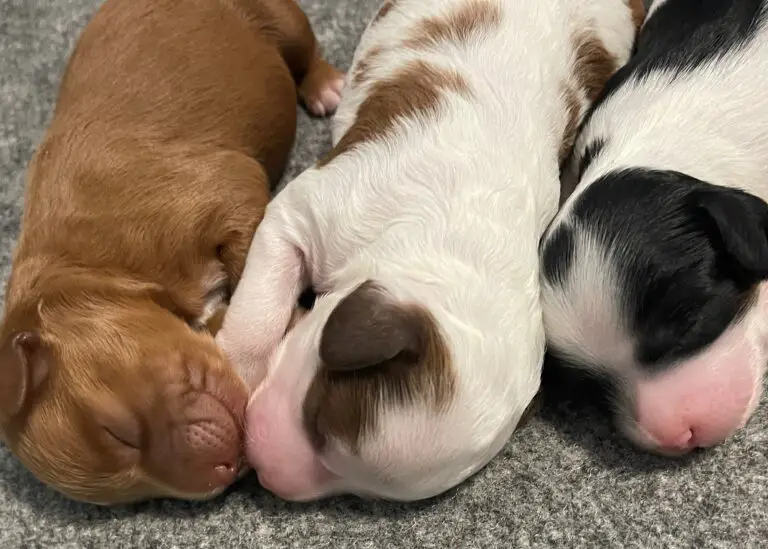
371,0,397,26
403,0,502,49
303,281,456,452
627,0,646,32
572,31,618,103
317,61,471,167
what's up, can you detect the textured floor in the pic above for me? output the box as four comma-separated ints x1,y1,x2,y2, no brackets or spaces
1,0,766,548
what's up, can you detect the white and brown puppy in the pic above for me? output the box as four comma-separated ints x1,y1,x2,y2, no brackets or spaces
218,0,642,501
541,0,768,457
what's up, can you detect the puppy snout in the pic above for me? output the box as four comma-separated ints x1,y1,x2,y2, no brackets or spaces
183,395,243,483
144,391,245,494
185,417,237,458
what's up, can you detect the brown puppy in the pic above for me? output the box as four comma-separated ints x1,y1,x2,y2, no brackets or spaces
0,0,343,505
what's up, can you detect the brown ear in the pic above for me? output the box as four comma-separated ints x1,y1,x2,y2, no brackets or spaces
0,331,51,419
319,282,422,372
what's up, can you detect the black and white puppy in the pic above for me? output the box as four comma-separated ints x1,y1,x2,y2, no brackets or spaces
540,0,768,456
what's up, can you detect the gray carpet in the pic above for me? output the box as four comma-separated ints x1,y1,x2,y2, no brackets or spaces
0,0,766,547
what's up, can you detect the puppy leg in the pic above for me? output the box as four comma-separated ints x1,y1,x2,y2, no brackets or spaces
216,217,307,387
257,0,345,116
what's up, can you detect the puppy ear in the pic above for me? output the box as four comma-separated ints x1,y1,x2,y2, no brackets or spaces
0,331,51,419
695,187,768,283
320,282,422,372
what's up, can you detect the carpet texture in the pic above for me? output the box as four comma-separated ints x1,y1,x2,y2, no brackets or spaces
1,1,766,547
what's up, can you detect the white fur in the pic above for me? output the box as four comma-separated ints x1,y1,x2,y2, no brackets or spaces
218,0,638,501
646,0,671,21
192,262,228,330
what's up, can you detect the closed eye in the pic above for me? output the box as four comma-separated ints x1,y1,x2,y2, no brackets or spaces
101,426,140,451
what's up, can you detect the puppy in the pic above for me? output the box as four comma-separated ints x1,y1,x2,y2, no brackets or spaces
540,0,768,456
217,0,642,501
0,0,342,505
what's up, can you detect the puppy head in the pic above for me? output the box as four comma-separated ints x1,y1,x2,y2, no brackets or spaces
541,168,768,455
0,272,249,504
243,281,534,502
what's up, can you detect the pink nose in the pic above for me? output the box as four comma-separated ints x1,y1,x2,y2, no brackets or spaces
256,470,307,501
640,427,697,455
631,334,761,457
244,387,335,501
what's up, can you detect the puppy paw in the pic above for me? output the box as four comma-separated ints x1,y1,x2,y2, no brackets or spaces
299,60,346,117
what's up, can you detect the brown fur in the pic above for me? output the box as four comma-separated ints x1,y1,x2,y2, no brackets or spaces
573,31,619,103
303,282,455,452
353,1,499,90
559,86,582,168
403,0,502,49
371,0,398,26
318,61,471,167
627,0,647,32
351,46,385,86
0,0,341,505
559,20,638,204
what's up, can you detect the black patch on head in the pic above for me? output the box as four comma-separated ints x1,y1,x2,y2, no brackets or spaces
572,168,768,371
578,0,766,138
541,224,576,286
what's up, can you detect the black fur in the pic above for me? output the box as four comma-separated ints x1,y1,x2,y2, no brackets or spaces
575,138,606,183
633,0,765,80
541,224,575,286
567,168,768,370
574,0,766,177
543,0,768,371
541,0,768,431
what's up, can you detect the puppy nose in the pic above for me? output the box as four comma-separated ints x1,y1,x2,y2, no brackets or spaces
186,420,236,455
147,392,247,494
650,428,696,455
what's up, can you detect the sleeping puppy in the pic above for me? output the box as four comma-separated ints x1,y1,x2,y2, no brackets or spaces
0,0,342,505
217,0,642,501
540,0,768,456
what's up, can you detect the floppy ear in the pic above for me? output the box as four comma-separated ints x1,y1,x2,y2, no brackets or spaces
695,187,768,283
319,281,422,372
0,331,51,419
